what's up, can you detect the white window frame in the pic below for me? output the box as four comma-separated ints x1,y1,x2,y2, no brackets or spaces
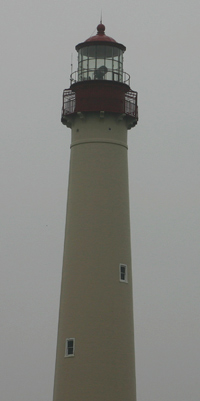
65,338,75,357
119,264,128,283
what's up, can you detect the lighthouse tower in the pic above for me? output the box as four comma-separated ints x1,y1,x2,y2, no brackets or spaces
53,23,138,401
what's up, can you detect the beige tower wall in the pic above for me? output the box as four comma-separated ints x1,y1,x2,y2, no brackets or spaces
53,112,136,401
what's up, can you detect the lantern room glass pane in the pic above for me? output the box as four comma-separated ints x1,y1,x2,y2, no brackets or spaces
113,60,118,70
105,58,112,70
82,60,87,69
77,45,123,82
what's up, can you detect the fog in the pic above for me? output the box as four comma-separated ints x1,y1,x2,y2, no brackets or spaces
1,1,200,400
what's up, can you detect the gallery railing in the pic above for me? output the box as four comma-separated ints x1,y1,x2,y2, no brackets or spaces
62,89,138,120
70,69,130,86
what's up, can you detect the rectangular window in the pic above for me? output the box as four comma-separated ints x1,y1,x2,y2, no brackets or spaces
119,264,128,283
65,338,75,357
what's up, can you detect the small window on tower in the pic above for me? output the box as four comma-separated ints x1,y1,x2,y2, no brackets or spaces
119,264,128,283
65,338,75,357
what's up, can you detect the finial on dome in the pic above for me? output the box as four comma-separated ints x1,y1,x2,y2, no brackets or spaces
97,23,105,36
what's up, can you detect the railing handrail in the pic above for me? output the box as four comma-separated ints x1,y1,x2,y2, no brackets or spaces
70,69,130,86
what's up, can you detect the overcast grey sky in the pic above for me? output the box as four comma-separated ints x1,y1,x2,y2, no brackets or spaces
1,0,200,400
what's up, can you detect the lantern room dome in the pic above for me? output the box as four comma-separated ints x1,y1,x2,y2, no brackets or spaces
85,23,116,43
76,24,126,52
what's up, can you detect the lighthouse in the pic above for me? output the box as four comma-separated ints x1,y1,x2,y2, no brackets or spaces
53,23,138,401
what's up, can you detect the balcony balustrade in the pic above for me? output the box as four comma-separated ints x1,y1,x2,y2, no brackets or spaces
62,88,138,121
70,69,130,86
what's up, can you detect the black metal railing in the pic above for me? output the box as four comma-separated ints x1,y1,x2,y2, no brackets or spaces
62,89,76,116
70,69,130,86
125,90,138,119
62,88,138,120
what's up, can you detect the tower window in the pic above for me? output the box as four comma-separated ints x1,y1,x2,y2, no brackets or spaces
65,338,75,357
119,264,128,283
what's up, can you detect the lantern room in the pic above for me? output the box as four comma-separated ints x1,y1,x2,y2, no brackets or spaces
77,44,123,82
71,24,129,85
62,23,138,129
